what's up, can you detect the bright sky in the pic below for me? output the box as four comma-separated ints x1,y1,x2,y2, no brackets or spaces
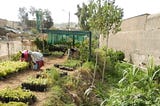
0,0,160,23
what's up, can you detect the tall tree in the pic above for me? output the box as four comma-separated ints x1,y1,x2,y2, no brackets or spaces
75,3,90,30
91,0,123,47
43,9,53,29
29,6,36,17
76,0,123,47
18,7,54,30
35,8,53,29
18,7,29,28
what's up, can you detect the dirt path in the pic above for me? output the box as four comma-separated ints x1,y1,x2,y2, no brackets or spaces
0,56,67,106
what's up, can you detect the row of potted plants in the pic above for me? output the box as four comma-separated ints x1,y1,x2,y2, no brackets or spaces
0,61,28,79
21,76,50,92
0,87,36,105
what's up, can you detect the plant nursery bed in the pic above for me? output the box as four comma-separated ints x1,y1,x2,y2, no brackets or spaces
0,87,36,105
54,64,74,71
22,83,48,92
21,76,50,92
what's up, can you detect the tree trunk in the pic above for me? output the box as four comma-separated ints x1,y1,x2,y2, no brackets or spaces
92,53,98,86
106,34,109,48
102,59,106,83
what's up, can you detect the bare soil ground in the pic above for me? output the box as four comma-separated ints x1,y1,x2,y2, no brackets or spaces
0,56,67,106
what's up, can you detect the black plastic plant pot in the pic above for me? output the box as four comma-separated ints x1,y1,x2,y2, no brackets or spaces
22,83,47,92
0,96,10,103
54,64,61,68
59,66,74,71
43,53,51,57
22,83,29,89
26,96,37,105
35,84,47,92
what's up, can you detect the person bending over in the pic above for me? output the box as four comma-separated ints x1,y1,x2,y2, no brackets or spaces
21,50,44,70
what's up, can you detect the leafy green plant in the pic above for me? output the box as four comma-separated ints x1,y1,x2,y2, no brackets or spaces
62,59,82,69
154,65,160,84
50,51,64,57
0,61,28,79
48,44,68,53
0,87,36,105
0,102,27,106
102,59,160,106
43,75,74,106
81,61,94,72
78,40,90,62
22,76,51,91
116,50,125,61
10,51,22,61
94,47,125,72
51,85,63,97
34,38,49,52
46,68,60,82
27,77,49,85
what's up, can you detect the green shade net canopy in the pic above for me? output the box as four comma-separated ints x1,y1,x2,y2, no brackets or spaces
42,29,92,60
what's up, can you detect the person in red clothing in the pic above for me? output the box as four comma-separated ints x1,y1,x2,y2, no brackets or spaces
21,50,44,70
21,50,29,62
20,50,32,69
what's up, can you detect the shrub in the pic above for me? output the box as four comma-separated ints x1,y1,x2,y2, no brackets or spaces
62,59,82,69
81,61,94,72
34,38,49,52
10,51,22,61
116,50,125,61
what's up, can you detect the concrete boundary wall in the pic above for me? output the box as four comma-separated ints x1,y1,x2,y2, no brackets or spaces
100,13,160,66
146,13,160,30
0,40,36,60
121,14,149,31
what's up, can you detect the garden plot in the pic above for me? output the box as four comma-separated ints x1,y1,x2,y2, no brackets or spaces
0,56,67,106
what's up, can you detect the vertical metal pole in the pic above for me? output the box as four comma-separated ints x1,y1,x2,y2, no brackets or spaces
41,12,45,53
72,35,75,47
43,34,45,53
68,11,70,31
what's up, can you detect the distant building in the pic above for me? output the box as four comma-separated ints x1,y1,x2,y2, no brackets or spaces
54,22,79,30
0,18,22,30
0,18,7,27
7,21,22,30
